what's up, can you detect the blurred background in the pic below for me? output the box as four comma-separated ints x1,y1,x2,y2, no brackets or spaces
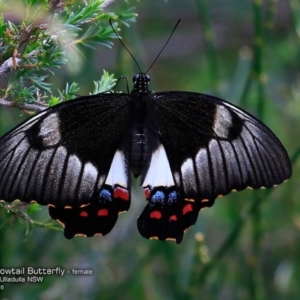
0,0,299,299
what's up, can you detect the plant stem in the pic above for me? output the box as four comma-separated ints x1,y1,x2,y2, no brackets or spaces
195,0,219,92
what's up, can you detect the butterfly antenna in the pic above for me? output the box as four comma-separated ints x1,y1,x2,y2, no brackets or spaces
109,18,142,73
145,19,181,74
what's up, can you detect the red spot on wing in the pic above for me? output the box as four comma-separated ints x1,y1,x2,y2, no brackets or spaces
80,211,88,217
169,215,177,221
144,187,150,199
114,187,129,201
98,209,109,217
150,211,162,219
182,203,193,215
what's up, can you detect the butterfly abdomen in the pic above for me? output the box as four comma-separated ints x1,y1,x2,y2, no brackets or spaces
130,123,149,178
128,86,154,178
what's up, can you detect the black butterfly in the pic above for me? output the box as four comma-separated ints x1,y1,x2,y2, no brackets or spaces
0,16,292,243
0,69,292,243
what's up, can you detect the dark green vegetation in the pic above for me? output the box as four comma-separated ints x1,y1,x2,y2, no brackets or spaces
0,0,299,299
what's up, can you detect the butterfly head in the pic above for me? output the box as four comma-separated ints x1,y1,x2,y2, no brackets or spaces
132,73,151,94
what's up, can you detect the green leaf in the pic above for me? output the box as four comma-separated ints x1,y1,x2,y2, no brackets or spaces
91,70,116,94
27,203,41,214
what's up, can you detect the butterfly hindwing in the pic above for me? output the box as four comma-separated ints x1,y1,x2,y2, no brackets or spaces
137,187,202,244
138,144,205,243
0,93,133,237
49,187,120,239
49,183,131,239
49,148,131,238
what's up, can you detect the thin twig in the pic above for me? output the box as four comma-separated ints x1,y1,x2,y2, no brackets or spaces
0,98,48,112
0,57,22,77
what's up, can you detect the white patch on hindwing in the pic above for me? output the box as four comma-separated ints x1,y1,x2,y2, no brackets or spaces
181,158,197,194
33,146,67,200
213,105,232,138
105,150,128,188
82,162,99,183
38,113,61,147
63,155,82,193
181,158,194,176
195,148,209,173
195,147,212,191
142,144,175,188
79,162,101,198
173,171,181,186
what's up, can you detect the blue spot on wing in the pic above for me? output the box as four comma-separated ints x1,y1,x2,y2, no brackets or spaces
168,191,178,203
99,189,112,201
151,191,165,203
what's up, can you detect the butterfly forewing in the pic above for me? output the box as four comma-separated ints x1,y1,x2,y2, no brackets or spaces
151,91,291,199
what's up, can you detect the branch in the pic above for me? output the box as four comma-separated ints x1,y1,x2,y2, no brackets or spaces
0,57,22,77
0,98,47,113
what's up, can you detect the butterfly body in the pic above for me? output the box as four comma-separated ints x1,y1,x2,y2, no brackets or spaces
128,74,152,177
0,72,292,243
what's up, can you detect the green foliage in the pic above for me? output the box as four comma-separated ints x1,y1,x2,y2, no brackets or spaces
91,70,117,94
0,0,136,108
